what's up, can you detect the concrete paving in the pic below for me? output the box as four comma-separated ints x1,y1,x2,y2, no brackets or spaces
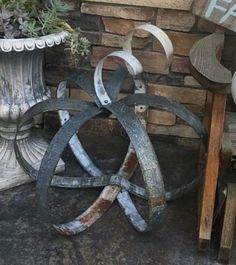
0,135,235,265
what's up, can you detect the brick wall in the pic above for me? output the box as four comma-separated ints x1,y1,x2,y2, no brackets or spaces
45,0,235,143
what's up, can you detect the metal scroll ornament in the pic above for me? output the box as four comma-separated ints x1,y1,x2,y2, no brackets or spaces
15,25,207,234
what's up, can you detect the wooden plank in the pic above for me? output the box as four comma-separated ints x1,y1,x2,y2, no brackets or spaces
218,183,236,263
198,93,227,250
84,0,193,10
192,0,236,32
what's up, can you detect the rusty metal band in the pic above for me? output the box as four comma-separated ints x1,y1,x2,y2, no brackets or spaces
14,93,207,234
56,101,164,227
57,82,150,231
14,25,206,235
54,94,207,234
14,96,164,230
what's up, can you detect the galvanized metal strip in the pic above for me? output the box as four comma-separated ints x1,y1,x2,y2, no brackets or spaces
95,25,173,231
94,51,143,106
57,81,102,177
106,101,165,219
15,93,207,234
36,107,103,220
55,24,173,233
123,24,173,69
14,98,102,181
51,174,147,200
54,104,165,235
121,94,208,145
68,67,128,108
56,82,147,232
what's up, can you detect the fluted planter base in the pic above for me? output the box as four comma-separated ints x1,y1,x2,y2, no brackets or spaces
0,32,68,191
0,133,65,191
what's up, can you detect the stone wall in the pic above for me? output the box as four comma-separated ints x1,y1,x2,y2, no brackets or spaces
45,0,235,142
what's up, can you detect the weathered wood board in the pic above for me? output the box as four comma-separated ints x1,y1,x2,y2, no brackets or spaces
198,93,227,250
218,183,236,263
192,0,236,32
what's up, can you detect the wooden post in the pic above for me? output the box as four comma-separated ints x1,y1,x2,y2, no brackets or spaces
218,183,236,263
189,31,232,250
198,93,227,249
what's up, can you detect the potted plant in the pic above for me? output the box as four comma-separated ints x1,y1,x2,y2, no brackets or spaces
0,0,90,190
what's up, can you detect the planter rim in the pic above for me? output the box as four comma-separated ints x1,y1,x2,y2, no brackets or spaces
0,31,69,52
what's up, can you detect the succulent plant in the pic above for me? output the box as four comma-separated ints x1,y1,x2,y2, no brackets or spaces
0,0,90,64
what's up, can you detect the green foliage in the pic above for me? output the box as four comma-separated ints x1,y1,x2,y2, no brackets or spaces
65,30,90,66
0,0,90,63
0,0,68,38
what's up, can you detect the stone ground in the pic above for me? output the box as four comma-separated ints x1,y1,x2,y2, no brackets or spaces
0,134,235,265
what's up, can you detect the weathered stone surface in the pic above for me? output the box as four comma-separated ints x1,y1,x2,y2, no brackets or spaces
223,35,236,62
148,83,206,106
147,123,199,138
183,104,205,117
102,18,150,38
156,9,196,32
148,109,176,125
101,33,152,49
153,31,205,56
144,72,184,87
81,3,155,21
70,88,93,102
184,76,203,88
91,46,169,74
83,0,193,10
45,66,94,88
62,12,102,32
197,18,217,33
70,88,129,102
81,118,125,136
62,0,78,11
81,30,101,45
171,56,190,74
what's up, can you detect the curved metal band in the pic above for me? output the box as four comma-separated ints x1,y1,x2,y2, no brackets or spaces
123,24,173,68
54,94,207,234
121,94,208,145
94,51,143,106
15,97,166,231
15,93,207,234
43,101,165,229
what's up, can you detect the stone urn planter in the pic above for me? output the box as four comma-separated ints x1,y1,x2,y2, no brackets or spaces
0,31,68,191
